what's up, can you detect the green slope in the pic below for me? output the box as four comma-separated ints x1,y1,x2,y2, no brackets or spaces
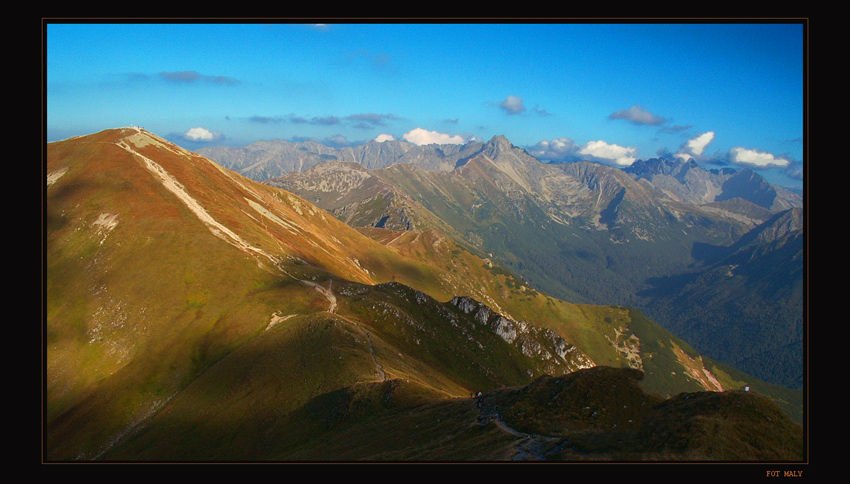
271,142,804,411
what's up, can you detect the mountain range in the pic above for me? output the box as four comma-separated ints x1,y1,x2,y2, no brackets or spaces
44,128,804,462
213,135,804,390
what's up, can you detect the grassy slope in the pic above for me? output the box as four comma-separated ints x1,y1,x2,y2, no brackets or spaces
347,160,803,417
45,128,802,461
356,226,787,403
44,129,605,460
46,129,334,459
96,279,586,461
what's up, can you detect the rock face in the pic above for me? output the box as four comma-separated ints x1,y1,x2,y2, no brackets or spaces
265,161,426,232
625,158,801,211
450,296,595,372
203,137,801,214
198,137,488,180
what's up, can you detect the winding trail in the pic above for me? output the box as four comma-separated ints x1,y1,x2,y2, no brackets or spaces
364,331,386,381
302,279,337,313
328,311,387,382
475,397,565,461
83,128,382,459
113,128,549,459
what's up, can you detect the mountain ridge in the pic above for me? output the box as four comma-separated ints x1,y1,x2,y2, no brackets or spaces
200,135,802,202
45,128,804,461
257,134,804,389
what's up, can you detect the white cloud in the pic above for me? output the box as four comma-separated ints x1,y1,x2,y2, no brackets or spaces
402,128,465,146
686,131,715,156
729,147,790,168
374,133,395,142
675,131,715,160
499,95,526,115
548,138,574,152
183,127,222,142
528,137,579,161
579,140,637,166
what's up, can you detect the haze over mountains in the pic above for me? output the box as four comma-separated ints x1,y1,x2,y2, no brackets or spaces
200,134,804,390
45,128,804,462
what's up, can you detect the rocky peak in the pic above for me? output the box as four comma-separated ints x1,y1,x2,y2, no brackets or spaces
493,134,527,157
624,157,700,180
487,134,513,150
717,168,777,209
449,296,594,371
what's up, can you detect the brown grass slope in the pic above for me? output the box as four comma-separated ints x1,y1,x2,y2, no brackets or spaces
45,128,437,459
44,128,592,460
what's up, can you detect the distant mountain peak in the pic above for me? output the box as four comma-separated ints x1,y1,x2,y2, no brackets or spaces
476,134,512,159
716,168,777,209
625,157,700,178
489,134,512,146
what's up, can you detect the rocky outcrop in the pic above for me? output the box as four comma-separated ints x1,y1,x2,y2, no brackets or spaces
450,296,594,372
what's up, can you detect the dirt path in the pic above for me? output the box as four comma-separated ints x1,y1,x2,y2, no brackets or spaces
475,397,565,461
301,279,337,313
364,331,386,381
327,310,387,382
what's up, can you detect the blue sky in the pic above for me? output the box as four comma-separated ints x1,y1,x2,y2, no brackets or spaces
45,21,805,190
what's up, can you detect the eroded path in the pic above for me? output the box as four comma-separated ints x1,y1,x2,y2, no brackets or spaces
302,279,337,313
115,128,344,325
475,397,565,461
114,131,278,266
363,331,386,381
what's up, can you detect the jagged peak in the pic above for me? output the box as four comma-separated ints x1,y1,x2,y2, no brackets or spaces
481,134,515,156
488,134,512,146
625,157,703,177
